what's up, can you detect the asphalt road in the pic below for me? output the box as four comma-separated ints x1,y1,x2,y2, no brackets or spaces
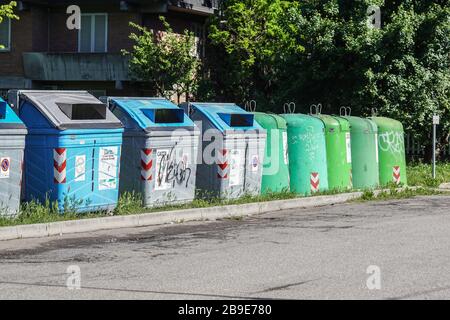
1,195,450,300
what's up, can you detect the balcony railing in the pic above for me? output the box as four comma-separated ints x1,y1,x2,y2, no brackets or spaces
22,52,130,82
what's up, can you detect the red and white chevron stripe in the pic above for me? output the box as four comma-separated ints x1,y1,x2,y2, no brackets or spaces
217,149,229,179
393,166,401,184
141,148,153,181
53,148,67,184
310,172,320,193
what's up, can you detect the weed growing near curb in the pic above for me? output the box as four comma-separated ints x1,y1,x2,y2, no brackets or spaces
354,187,443,202
407,162,450,188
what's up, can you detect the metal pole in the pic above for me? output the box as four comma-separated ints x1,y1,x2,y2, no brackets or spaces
432,122,436,179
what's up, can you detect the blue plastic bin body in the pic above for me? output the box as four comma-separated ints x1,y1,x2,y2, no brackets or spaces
17,91,124,213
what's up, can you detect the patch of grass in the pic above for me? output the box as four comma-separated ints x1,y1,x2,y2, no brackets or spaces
113,192,145,215
407,162,450,188
353,186,443,202
1,165,449,228
0,189,299,227
0,198,104,227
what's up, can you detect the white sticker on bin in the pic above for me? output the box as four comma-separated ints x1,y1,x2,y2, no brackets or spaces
282,131,289,165
155,148,172,191
98,147,118,190
0,157,11,179
346,132,352,164
229,150,243,187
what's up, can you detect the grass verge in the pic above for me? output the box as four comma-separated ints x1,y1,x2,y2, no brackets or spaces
0,190,299,227
407,162,450,188
353,186,444,202
0,163,449,228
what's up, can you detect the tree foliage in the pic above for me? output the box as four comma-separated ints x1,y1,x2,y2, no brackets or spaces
0,1,18,49
124,17,200,103
205,0,305,104
206,0,450,159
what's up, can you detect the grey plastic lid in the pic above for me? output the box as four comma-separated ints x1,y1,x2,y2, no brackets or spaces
18,90,123,130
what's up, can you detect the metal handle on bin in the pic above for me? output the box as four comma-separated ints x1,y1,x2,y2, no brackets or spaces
371,108,378,116
249,100,257,112
310,103,322,115
339,106,352,116
284,102,296,114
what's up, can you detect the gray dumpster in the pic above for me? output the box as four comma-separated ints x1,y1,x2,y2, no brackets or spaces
105,97,199,207
182,102,266,199
0,98,27,216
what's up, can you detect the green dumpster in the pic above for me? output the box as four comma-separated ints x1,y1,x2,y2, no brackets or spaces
310,105,352,190
340,110,379,189
250,106,290,194
280,103,328,195
369,116,407,186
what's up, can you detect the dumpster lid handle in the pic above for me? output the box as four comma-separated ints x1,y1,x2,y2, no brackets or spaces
340,106,352,116
310,103,323,115
371,107,378,116
247,100,257,112
283,102,296,114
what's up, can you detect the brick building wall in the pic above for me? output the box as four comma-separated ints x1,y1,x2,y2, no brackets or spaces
48,10,78,53
108,12,141,53
0,10,33,76
31,6,49,52
0,1,212,96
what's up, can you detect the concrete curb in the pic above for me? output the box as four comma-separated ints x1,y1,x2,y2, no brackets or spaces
0,191,364,242
438,183,450,191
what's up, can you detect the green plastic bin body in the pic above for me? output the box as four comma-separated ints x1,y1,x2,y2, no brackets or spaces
253,112,290,194
369,116,407,186
280,114,329,195
341,116,379,189
313,115,352,190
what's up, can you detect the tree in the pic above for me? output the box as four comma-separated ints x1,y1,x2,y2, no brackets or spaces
123,17,200,103
0,1,18,49
206,0,450,160
206,0,305,107
367,2,450,159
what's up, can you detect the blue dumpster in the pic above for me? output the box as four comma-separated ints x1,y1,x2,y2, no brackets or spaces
13,91,124,213
181,102,266,199
0,99,27,216
104,97,199,207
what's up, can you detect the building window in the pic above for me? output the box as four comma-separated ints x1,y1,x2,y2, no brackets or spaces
0,17,11,51
191,22,205,59
78,14,108,53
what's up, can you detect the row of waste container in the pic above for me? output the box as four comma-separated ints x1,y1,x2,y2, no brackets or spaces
0,91,407,216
